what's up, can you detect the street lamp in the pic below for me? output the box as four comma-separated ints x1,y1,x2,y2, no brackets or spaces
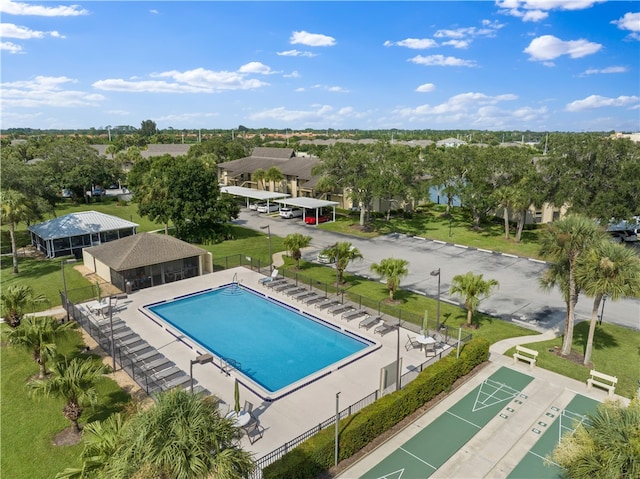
396,319,401,391
108,294,128,371
260,225,272,272
190,353,213,393
61,258,77,322
430,268,441,331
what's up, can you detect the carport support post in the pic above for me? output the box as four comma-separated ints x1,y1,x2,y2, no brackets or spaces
335,392,341,467
260,225,272,272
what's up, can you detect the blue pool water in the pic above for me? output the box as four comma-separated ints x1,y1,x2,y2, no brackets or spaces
147,286,369,393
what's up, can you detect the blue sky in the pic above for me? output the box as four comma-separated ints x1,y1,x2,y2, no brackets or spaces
1,1,639,132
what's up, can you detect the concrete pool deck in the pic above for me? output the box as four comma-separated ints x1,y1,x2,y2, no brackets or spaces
93,267,446,458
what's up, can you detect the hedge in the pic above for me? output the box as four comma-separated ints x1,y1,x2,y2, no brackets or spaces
262,337,490,479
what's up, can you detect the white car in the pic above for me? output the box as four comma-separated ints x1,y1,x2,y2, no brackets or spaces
249,202,263,211
279,207,303,219
257,203,280,213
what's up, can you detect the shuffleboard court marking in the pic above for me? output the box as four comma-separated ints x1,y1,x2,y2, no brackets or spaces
445,410,482,429
558,409,590,442
472,378,523,412
374,469,404,479
399,447,438,470
528,450,560,468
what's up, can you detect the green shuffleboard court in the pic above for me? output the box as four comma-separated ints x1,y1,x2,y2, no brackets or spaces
507,393,600,479
361,366,534,479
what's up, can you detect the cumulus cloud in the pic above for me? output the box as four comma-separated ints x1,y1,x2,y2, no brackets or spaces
524,35,602,61
1,75,104,108
249,104,364,124
416,83,436,92
283,70,300,78
580,66,627,76
1,41,23,53
383,38,438,49
565,94,639,111
238,62,276,75
0,22,64,39
612,12,640,40
496,0,603,22
0,0,89,16
277,49,316,57
290,30,336,47
310,84,349,93
409,54,477,67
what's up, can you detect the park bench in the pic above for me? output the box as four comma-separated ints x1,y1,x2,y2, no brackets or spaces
586,369,617,397
513,345,538,368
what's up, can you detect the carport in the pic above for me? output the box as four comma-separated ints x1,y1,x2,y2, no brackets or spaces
275,197,339,223
220,186,290,209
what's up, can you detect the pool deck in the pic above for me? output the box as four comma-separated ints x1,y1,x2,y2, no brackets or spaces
97,267,443,459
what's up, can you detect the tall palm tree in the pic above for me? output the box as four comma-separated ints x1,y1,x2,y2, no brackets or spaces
8,315,74,378
0,189,41,274
576,239,640,365
1,284,47,327
551,399,640,478
28,357,107,433
252,168,266,190
370,258,409,301
283,233,312,269
265,166,284,193
322,242,363,287
539,214,603,355
449,271,499,327
106,389,255,479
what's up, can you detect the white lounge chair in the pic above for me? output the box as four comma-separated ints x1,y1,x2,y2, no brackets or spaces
259,269,279,284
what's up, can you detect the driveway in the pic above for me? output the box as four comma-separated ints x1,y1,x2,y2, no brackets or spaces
235,211,640,332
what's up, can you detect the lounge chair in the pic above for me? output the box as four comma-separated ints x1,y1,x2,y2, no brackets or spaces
142,358,172,372
258,268,279,284
265,279,287,289
329,303,354,316
272,282,296,292
162,374,191,390
342,309,369,322
316,298,340,310
405,334,421,351
292,290,316,301
374,320,397,336
359,315,381,329
285,287,307,297
151,366,181,382
304,294,325,305
133,350,162,362
124,342,152,355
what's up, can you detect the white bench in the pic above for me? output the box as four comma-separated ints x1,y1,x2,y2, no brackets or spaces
587,370,617,397
513,345,538,368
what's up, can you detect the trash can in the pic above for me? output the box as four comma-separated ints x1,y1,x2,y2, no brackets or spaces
125,281,132,294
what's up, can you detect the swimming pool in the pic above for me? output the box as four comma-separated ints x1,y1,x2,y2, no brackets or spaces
145,285,374,398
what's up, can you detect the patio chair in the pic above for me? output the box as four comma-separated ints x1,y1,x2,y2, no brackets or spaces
405,334,421,351
342,309,369,322
258,268,279,284
359,315,381,330
244,416,264,444
243,401,253,415
374,320,397,336
424,341,437,357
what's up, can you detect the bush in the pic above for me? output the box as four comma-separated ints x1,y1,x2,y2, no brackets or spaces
262,338,490,479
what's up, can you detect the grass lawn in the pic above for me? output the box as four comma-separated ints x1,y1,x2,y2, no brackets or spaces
505,321,639,398
319,206,543,259
0,326,130,479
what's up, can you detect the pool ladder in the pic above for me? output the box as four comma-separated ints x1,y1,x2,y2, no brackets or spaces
220,357,241,376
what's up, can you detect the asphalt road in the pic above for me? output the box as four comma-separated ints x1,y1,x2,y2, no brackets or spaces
235,210,640,332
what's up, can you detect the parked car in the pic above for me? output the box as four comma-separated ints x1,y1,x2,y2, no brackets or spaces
61,188,73,198
279,207,303,219
317,251,334,263
305,215,330,225
609,230,638,243
257,203,280,213
249,202,263,211
91,186,105,197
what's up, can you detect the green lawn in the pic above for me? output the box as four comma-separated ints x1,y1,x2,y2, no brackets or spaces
0,326,130,479
506,321,639,398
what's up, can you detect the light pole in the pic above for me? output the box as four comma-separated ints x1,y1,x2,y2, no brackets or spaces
334,391,341,466
108,294,128,371
430,268,441,330
260,225,272,272
396,319,401,391
61,258,77,322
190,353,213,393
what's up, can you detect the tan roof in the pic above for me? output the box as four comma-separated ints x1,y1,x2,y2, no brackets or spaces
84,232,207,271
218,147,320,181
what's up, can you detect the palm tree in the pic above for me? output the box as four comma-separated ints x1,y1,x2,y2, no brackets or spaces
283,233,312,269
265,166,284,193
551,399,640,478
370,258,409,301
252,168,266,190
106,389,255,479
539,214,603,356
449,272,499,327
576,239,640,365
28,357,107,433
8,315,74,378
0,189,41,274
322,242,363,287
1,284,47,327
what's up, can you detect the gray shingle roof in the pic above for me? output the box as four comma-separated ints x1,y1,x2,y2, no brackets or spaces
84,232,207,271
28,211,138,240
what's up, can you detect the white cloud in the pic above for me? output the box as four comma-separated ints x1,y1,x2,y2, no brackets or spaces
395,92,518,116
249,104,363,124
277,49,316,57
496,0,603,22
1,41,23,53
238,62,276,75
580,66,628,76
409,54,477,67
283,71,300,78
1,75,104,108
524,35,602,61
0,22,64,39
156,112,219,123
290,30,336,47
0,0,89,16
150,9,159,15
383,38,438,49
416,83,436,93
612,12,640,40
310,84,349,93
566,94,640,111
442,39,470,49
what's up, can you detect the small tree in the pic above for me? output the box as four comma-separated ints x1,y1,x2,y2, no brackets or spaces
322,242,363,287
0,189,42,274
370,258,409,301
8,315,74,379
283,233,312,269
449,272,499,327
1,284,47,327
28,357,107,433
